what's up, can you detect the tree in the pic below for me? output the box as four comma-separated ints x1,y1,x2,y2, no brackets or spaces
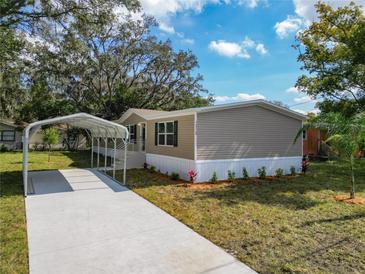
294,2,365,113
26,4,210,119
42,128,59,162
295,112,365,199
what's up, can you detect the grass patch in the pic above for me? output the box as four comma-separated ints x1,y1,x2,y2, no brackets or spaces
1,151,364,273
0,151,92,274
116,161,365,274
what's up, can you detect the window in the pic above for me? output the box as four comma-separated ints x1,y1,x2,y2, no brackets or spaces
157,122,174,146
302,129,307,140
1,130,15,141
127,125,136,143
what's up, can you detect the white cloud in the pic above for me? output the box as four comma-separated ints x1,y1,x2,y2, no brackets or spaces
255,43,268,55
209,40,250,58
214,92,266,103
292,107,320,115
274,16,303,39
139,0,269,33
181,38,195,44
275,0,365,39
209,37,268,59
286,86,299,93
237,0,267,9
159,21,176,33
294,95,315,103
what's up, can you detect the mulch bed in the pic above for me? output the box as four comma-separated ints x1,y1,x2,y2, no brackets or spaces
334,195,365,205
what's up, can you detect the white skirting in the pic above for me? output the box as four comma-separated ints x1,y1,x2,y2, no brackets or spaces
146,154,195,181
195,156,302,182
147,154,302,182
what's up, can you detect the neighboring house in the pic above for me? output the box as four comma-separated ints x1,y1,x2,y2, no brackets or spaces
0,120,23,150
303,128,328,157
0,119,87,151
112,100,307,182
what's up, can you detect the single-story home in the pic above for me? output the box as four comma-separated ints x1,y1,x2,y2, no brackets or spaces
114,99,307,182
0,120,23,150
0,119,87,151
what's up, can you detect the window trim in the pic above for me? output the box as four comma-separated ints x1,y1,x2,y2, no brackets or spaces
1,130,15,142
157,121,175,147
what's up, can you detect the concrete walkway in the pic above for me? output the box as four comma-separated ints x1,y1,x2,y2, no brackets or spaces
26,169,256,274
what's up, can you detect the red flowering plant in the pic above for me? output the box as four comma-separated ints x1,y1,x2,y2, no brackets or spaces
188,169,197,182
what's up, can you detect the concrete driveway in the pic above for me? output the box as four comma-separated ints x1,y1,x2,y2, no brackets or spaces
26,169,256,274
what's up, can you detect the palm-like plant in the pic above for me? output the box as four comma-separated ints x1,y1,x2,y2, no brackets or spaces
295,112,365,199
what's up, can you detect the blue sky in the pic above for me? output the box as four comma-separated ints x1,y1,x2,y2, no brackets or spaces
137,0,365,114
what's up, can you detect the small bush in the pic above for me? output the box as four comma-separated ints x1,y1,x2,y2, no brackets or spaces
210,171,218,183
170,172,180,180
143,163,148,169
275,168,284,177
150,165,156,172
258,166,266,179
290,166,296,176
242,167,249,180
227,170,236,182
0,144,8,153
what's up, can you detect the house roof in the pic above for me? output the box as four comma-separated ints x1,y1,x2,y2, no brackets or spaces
0,119,19,128
115,108,168,123
117,100,307,122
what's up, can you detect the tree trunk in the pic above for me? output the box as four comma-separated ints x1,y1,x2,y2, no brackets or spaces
350,155,355,199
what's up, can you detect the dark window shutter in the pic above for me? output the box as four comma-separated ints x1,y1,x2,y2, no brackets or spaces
133,125,137,141
173,121,178,147
155,123,158,146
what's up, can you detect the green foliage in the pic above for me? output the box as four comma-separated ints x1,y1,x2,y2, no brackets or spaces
170,172,180,181
150,165,156,172
0,144,9,152
258,166,266,179
42,128,59,162
227,170,235,182
295,111,365,198
290,166,296,176
275,168,284,177
242,167,249,180
210,171,218,183
295,2,365,113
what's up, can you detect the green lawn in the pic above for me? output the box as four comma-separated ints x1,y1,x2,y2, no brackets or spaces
0,151,92,274
1,151,364,274
116,161,365,274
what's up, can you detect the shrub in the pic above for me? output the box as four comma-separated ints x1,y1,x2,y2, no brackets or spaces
150,165,156,172
258,166,266,179
290,166,296,176
242,167,249,180
170,172,180,180
0,144,8,153
275,168,284,177
210,171,218,183
188,169,197,182
143,163,148,169
227,170,235,182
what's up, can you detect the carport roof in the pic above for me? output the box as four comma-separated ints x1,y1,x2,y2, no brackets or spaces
25,112,128,139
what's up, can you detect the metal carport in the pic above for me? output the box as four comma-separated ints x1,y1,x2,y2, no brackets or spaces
22,113,129,197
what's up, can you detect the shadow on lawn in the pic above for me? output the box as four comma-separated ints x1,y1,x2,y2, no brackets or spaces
0,171,23,198
300,212,365,227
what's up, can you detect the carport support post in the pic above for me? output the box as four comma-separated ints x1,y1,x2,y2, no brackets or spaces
91,136,94,168
104,137,108,173
97,137,100,169
113,138,116,178
123,139,127,184
22,129,29,196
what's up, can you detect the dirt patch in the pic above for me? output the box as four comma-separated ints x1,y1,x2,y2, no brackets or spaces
334,195,365,205
184,182,230,190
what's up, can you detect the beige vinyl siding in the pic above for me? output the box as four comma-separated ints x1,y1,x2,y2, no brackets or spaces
196,105,302,160
146,115,195,160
